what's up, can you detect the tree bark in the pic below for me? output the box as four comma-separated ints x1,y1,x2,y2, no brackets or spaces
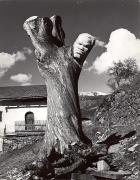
23,15,95,178
23,15,95,157
37,46,92,157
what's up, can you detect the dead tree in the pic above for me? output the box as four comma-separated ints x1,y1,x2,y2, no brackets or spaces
23,16,134,179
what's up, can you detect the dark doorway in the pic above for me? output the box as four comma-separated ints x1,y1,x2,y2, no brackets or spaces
0,111,2,122
25,112,34,130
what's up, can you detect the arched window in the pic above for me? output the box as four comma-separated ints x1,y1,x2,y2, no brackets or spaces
25,111,34,130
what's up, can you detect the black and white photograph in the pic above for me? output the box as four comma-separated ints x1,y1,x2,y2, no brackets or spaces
0,0,139,179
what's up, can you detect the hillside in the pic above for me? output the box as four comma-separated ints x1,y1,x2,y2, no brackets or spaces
92,88,140,180
80,94,105,121
79,88,139,180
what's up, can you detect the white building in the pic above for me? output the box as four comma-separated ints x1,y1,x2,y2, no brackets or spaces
0,85,48,151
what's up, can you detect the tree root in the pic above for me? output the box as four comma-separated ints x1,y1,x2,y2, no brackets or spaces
23,130,136,179
23,143,108,179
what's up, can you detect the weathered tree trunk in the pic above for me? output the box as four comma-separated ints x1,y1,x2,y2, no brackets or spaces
23,15,133,180
23,15,96,178
23,16,95,158
38,47,92,157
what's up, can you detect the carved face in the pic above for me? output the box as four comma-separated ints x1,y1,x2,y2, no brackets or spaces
73,33,95,60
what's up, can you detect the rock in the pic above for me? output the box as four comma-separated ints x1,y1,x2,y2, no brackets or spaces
97,160,110,171
128,143,139,152
108,144,122,154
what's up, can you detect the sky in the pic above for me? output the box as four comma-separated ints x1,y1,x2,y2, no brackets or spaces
0,0,140,93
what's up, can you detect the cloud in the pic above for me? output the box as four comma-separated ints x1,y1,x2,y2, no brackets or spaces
0,69,7,77
88,29,140,73
10,73,32,86
95,39,106,47
0,47,32,78
23,47,33,55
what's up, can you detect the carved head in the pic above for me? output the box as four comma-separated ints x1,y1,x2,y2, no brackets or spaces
73,33,95,61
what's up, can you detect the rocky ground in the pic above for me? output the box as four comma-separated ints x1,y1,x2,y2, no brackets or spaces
83,121,139,180
0,121,138,180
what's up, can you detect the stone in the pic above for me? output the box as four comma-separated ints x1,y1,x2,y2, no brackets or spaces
97,160,110,171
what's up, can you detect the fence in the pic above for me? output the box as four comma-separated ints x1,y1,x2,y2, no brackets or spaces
15,120,46,132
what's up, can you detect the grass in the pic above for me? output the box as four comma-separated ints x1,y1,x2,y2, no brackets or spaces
0,141,42,179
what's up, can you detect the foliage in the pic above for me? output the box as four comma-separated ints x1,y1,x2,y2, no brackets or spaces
129,72,140,91
96,89,140,126
107,58,138,91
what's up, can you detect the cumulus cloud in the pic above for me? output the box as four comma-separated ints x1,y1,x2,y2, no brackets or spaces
0,47,32,78
89,29,140,73
95,39,106,47
10,73,32,86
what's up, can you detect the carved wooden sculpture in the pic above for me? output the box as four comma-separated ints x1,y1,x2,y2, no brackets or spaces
23,15,96,178
23,16,134,179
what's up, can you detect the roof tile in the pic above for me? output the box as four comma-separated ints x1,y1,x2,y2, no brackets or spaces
0,85,47,100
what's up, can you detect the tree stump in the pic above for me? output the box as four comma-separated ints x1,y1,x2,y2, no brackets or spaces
23,15,133,179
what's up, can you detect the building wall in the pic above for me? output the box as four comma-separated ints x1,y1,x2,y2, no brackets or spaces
0,99,47,134
4,106,47,133
0,106,6,151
